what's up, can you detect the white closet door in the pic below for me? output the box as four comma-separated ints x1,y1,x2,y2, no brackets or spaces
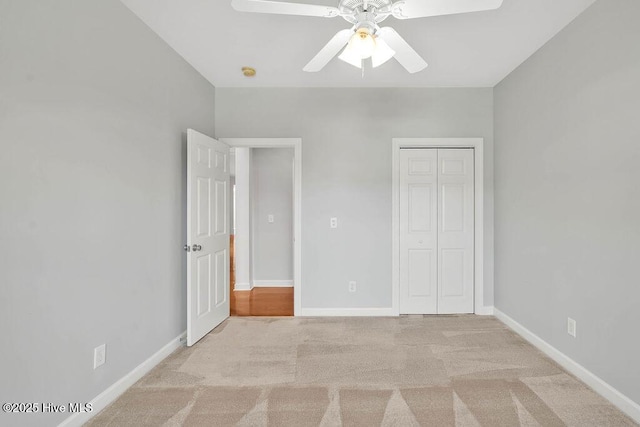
437,149,474,314
399,149,438,314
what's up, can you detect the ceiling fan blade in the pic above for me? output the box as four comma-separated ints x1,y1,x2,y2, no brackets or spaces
304,29,353,72
392,0,503,19
377,27,427,73
232,0,339,18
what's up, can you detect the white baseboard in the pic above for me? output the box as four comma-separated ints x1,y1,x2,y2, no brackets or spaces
299,307,494,317
252,280,293,288
299,307,397,317
494,308,640,424
234,282,252,291
58,331,186,427
475,305,494,315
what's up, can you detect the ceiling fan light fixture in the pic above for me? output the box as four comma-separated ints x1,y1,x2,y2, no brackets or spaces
338,26,379,69
338,43,363,68
371,38,395,68
350,28,377,59
340,32,396,70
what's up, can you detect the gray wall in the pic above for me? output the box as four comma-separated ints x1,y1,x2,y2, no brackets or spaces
216,88,494,309
494,0,640,405
251,148,294,282
0,1,215,425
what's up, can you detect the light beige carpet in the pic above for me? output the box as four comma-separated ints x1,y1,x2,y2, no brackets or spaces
88,316,636,426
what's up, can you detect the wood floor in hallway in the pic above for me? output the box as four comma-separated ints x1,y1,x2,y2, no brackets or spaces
230,235,294,316
230,287,294,316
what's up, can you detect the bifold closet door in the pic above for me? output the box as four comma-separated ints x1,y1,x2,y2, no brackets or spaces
399,148,474,314
437,149,474,314
399,149,438,314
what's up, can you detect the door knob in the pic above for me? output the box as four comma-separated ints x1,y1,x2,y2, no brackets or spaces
183,245,191,252
193,244,202,251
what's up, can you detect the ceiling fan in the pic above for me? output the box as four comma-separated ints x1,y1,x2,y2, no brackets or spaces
231,0,504,74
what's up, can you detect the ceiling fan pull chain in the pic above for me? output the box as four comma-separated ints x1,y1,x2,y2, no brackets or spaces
362,59,365,78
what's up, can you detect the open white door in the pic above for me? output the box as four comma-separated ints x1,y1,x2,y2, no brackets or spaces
187,129,230,346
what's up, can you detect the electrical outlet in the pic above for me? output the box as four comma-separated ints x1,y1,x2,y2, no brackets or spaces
94,344,106,369
567,318,577,338
268,214,274,223
330,218,338,229
348,281,357,293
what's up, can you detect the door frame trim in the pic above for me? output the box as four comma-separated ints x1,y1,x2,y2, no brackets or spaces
220,138,302,316
392,138,485,315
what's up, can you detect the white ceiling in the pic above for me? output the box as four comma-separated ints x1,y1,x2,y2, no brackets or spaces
120,0,596,88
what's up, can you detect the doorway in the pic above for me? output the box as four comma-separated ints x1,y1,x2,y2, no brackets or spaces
222,138,302,316
392,138,486,315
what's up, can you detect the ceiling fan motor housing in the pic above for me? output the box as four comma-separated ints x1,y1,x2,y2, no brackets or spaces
338,0,393,24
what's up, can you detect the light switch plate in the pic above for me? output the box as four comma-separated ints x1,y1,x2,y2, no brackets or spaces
567,318,577,338
348,281,356,293
94,344,106,369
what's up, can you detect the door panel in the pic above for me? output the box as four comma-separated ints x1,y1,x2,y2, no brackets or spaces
197,145,211,167
399,149,438,314
408,158,433,175
441,184,465,232
409,184,433,232
214,180,227,235
215,150,227,171
441,158,466,175
437,149,474,314
440,249,465,297
408,249,434,297
197,254,211,317
187,129,230,346
197,177,211,237
214,249,227,307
